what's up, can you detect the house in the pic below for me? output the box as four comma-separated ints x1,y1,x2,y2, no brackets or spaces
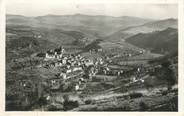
73,67,82,72
97,48,103,52
61,73,67,80
34,34,42,38
75,84,80,91
66,63,70,68
54,46,65,54
66,69,72,74
132,77,137,83
46,95,51,101
139,50,144,54
140,79,144,83
45,47,65,60
85,60,94,67
45,50,55,59
54,62,62,67
62,59,67,65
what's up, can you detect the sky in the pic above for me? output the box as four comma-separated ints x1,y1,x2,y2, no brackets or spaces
6,0,178,19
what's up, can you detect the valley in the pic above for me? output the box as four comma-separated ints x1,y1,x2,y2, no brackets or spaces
6,14,178,111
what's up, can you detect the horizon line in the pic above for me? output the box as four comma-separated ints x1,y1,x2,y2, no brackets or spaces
6,13,178,20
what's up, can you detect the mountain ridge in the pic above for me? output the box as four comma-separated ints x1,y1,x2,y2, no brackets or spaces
6,14,152,37
125,27,178,54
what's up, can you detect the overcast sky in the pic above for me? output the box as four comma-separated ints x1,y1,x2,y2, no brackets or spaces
6,0,178,19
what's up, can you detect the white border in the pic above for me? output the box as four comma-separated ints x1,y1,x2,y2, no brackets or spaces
0,0,184,116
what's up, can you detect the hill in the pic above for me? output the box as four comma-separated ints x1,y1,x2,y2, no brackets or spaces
125,28,178,54
106,18,177,42
6,14,151,37
6,24,89,61
122,18,177,34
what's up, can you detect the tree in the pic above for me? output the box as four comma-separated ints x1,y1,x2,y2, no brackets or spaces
161,60,176,90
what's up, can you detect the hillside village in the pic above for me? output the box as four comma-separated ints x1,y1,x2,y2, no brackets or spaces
6,43,177,111
6,14,178,111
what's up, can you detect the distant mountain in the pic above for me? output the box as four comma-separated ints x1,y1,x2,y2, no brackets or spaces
122,18,177,34
6,25,89,47
125,27,178,54
106,18,177,42
6,14,152,37
6,14,39,25
6,14,178,55
6,24,91,61
143,18,177,28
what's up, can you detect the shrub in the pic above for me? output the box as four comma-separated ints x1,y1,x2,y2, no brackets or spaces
139,101,149,111
63,100,79,111
129,92,143,99
85,99,92,104
63,95,79,111
48,104,64,111
38,97,47,106
161,90,168,95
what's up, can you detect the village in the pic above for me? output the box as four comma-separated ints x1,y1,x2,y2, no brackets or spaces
6,41,177,111
5,3,178,111
20,47,158,102
34,46,148,91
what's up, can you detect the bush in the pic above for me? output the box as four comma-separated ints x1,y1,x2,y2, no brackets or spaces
63,95,79,111
85,99,92,104
38,97,47,106
139,101,149,111
63,100,79,111
161,90,168,95
129,92,143,99
48,104,64,111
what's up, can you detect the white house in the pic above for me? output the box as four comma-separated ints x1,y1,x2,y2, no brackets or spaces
45,52,55,59
60,72,67,80
73,67,82,72
75,84,79,91
66,69,72,74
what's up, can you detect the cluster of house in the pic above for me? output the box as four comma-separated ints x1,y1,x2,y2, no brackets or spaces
38,46,149,92
45,47,65,60
39,47,107,90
